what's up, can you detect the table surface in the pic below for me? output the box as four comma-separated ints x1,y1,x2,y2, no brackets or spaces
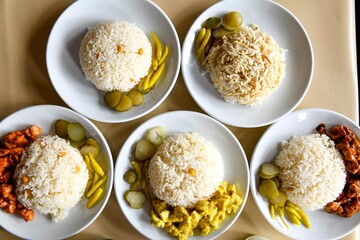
0,0,358,239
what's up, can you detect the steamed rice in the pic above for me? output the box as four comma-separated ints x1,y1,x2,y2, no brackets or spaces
14,135,88,221
275,133,346,211
148,132,224,208
79,21,152,92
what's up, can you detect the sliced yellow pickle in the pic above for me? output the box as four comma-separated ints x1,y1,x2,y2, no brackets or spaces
88,153,105,176
135,139,156,160
124,190,147,209
115,95,133,112
144,126,167,146
104,90,121,108
123,169,137,184
221,11,243,31
86,175,107,198
127,89,144,106
258,179,279,200
203,16,221,29
67,122,86,142
69,138,85,148
86,187,104,208
55,119,70,139
80,144,100,158
130,160,142,188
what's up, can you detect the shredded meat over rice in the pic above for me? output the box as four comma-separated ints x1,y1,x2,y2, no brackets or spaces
205,25,286,106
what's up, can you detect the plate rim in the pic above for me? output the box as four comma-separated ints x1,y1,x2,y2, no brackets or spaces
46,0,181,123
113,110,250,239
0,104,114,239
181,0,314,128
250,107,360,240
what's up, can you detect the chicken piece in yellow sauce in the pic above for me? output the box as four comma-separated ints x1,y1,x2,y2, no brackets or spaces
150,181,243,240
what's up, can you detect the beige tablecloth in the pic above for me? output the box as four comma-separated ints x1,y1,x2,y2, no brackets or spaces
0,0,358,239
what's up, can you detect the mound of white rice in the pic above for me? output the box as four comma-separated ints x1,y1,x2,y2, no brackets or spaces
79,21,152,92
148,132,224,208
275,133,346,211
14,135,88,221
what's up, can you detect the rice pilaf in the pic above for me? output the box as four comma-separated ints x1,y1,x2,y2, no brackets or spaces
79,21,152,92
148,132,224,208
14,135,88,221
275,133,346,211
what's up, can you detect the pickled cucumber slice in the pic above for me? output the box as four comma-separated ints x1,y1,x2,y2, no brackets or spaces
67,122,86,142
85,137,101,154
127,89,144,106
124,190,146,209
221,11,243,31
115,95,133,112
271,176,281,189
104,90,121,108
259,162,280,179
261,162,280,175
69,138,85,148
123,169,137,184
55,119,70,138
80,144,100,158
270,190,287,207
203,16,221,29
135,139,156,160
144,126,167,146
258,179,279,200
258,171,278,180
212,26,237,39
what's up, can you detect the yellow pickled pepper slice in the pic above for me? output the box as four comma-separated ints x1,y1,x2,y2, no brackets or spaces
88,153,105,176
158,45,170,65
86,187,104,208
86,175,107,198
196,28,211,58
92,173,99,187
195,28,206,51
285,206,301,220
286,201,310,228
85,173,99,198
269,204,276,220
130,160,142,188
152,44,158,70
142,68,155,90
85,179,93,197
84,155,94,173
151,32,162,60
147,63,166,89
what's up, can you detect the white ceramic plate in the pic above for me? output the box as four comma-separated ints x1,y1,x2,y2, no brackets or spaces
46,0,181,123
181,0,313,128
0,105,114,240
250,108,360,240
114,111,250,239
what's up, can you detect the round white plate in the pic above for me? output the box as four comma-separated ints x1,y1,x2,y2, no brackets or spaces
0,105,114,240
181,0,313,128
114,111,250,239
46,0,181,123
250,108,360,240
